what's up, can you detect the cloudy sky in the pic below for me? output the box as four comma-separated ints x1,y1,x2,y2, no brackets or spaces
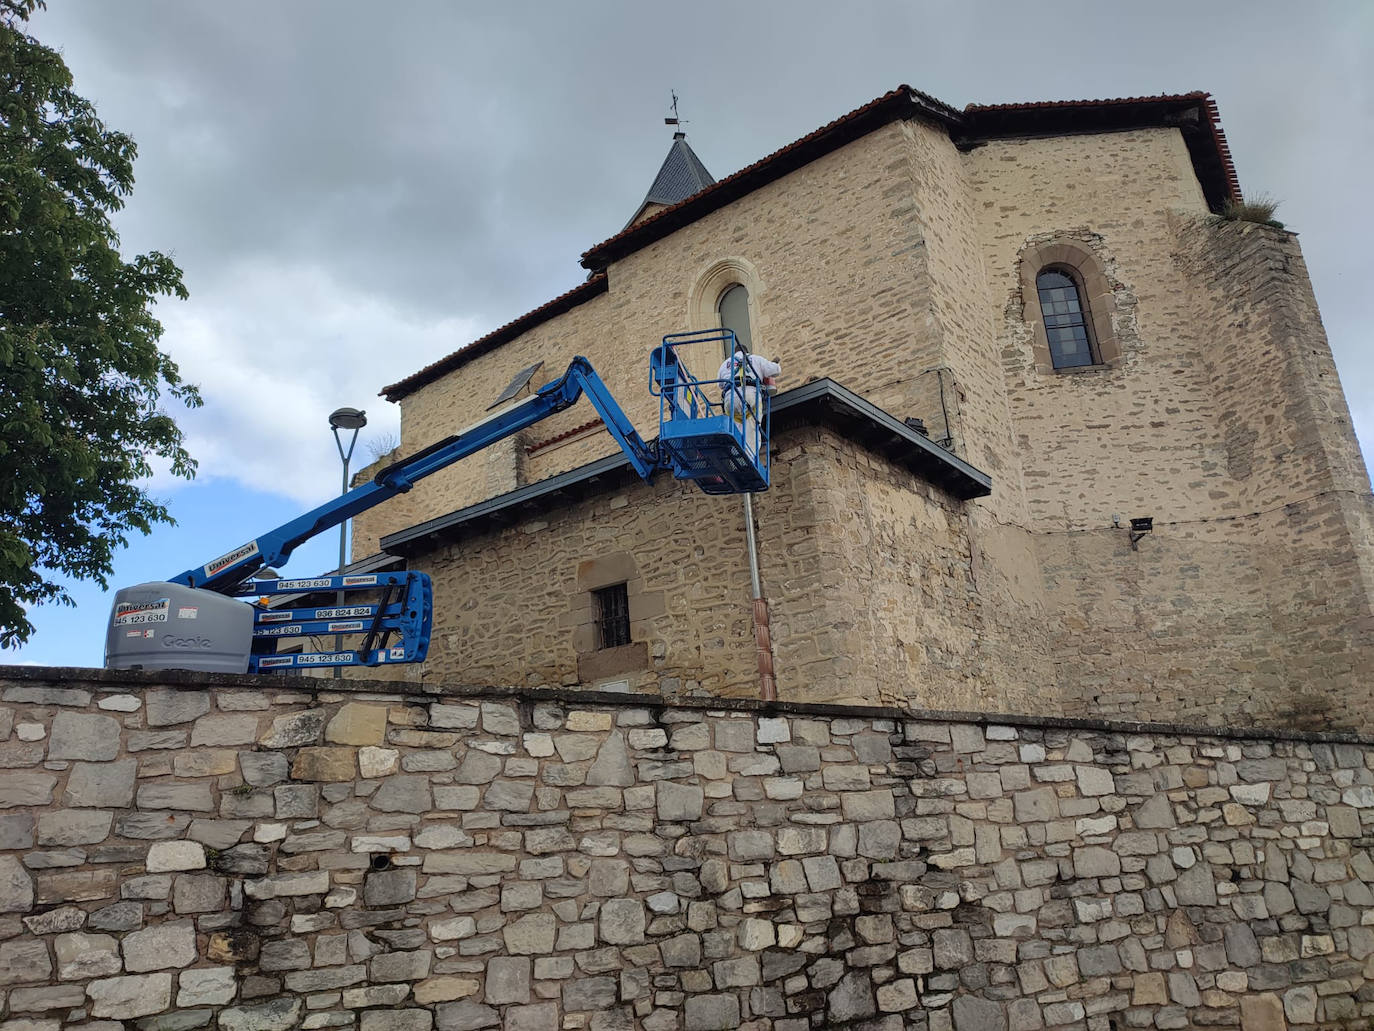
11,0,1372,666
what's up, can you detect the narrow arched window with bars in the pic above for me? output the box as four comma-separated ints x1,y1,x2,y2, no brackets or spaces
1036,267,1097,369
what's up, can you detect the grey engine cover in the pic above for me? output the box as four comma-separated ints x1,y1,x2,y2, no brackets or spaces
104,582,254,674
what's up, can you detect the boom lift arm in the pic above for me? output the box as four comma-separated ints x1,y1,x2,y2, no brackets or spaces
106,338,770,675
176,357,658,596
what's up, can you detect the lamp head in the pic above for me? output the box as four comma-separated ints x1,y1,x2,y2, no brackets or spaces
329,407,367,431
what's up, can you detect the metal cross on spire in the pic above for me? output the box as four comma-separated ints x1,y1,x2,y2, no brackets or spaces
664,90,688,135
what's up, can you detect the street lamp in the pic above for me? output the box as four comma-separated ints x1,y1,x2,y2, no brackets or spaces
329,407,367,676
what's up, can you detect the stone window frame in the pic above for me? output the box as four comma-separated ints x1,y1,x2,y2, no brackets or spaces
688,256,766,357
591,582,631,650
570,552,664,683
1020,239,1121,373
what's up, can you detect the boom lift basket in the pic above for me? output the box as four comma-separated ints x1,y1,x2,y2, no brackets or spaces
651,329,771,495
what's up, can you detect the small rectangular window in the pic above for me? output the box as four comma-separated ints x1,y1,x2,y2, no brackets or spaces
593,583,631,650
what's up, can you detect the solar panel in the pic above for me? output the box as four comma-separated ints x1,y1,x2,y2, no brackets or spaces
488,362,544,410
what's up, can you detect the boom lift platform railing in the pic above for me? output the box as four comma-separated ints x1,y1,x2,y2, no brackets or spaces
652,329,771,495
105,340,771,675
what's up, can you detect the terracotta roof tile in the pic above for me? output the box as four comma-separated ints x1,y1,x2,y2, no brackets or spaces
964,91,1210,111
962,91,1240,206
525,418,603,454
580,86,960,271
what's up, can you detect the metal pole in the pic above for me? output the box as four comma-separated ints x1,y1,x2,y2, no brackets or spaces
330,421,362,678
337,452,351,574
742,494,761,600
742,492,777,701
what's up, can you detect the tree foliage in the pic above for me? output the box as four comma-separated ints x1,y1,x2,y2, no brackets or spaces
0,0,200,647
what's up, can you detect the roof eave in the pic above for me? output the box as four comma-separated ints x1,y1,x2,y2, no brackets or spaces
582,89,1240,274
580,88,961,274
958,94,1240,210
380,378,992,558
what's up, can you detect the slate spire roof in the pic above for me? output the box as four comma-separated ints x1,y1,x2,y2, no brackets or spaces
627,132,715,227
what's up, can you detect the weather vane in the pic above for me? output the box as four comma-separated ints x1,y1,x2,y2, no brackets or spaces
665,90,688,133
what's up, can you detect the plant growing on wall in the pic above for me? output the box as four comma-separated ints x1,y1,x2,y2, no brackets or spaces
1215,194,1285,229
0,0,200,647
366,432,400,466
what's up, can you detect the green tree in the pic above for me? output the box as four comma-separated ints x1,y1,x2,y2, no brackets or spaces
0,0,199,647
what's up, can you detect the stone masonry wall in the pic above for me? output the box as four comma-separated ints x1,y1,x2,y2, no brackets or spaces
411,424,996,710
971,128,1214,532
344,114,1374,733
356,121,957,559
1028,219,1374,726
1172,220,1374,723
968,133,1373,722
354,289,623,564
417,471,755,697
769,428,1050,715
398,409,1368,731
1,667,1372,1031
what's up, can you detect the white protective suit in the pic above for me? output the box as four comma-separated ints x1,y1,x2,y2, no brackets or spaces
716,351,781,420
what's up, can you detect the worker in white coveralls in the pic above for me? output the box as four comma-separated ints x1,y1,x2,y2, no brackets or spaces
717,345,780,456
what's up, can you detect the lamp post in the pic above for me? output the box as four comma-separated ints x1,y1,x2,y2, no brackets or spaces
329,407,367,677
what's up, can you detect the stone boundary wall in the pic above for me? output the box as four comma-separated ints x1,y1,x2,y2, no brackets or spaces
0,666,1371,1031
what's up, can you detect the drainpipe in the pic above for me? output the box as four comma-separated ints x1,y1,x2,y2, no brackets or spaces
742,493,777,701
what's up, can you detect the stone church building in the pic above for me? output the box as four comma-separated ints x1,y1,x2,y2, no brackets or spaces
344,86,1372,733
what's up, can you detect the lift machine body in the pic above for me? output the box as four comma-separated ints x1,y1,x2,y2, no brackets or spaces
105,335,770,674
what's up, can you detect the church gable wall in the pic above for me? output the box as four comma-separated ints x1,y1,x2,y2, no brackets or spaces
358,120,958,568
970,128,1215,530
965,130,1373,728
351,289,616,559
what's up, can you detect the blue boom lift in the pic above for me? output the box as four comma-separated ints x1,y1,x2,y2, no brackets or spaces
105,332,771,675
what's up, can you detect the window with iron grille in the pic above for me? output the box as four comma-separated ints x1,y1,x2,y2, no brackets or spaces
593,583,631,650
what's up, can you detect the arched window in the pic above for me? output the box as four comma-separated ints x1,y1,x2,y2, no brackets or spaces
1019,239,1124,373
1036,267,1097,369
717,283,752,355
689,256,765,354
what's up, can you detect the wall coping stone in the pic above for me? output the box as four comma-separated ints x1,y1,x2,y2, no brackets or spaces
4,663,1368,746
